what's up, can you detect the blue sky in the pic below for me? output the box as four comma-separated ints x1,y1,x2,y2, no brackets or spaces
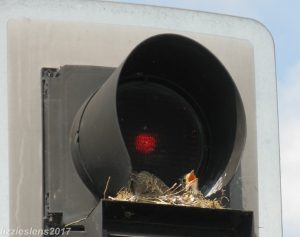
109,1,300,236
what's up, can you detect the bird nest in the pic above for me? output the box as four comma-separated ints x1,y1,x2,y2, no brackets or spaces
65,171,227,227
109,186,223,209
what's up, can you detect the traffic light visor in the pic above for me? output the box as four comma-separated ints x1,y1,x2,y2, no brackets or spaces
71,34,246,197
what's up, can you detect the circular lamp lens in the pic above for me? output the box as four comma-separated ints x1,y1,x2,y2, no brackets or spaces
117,80,207,186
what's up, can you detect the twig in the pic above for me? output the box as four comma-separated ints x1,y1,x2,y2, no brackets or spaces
64,203,98,227
167,183,183,195
163,183,177,194
65,176,111,228
165,186,185,197
103,176,111,199
65,217,86,227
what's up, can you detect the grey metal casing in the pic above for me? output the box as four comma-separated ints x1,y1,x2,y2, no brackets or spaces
3,2,281,237
42,66,114,228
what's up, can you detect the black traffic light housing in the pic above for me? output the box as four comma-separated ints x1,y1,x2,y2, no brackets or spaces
70,34,246,198
43,34,250,236
87,200,253,237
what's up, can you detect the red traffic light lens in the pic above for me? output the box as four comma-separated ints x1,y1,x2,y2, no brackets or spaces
135,133,157,155
117,81,207,186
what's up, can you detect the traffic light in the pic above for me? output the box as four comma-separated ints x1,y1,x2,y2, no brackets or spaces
43,33,250,236
6,2,282,237
70,34,246,198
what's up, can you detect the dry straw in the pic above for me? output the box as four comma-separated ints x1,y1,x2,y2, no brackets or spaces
109,183,224,209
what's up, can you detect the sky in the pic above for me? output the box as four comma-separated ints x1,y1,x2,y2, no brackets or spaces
108,1,300,236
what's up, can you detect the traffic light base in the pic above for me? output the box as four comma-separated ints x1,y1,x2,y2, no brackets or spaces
86,200,253,237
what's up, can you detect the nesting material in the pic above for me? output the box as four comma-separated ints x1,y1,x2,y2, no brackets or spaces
109,170,225,209
109,187,223,209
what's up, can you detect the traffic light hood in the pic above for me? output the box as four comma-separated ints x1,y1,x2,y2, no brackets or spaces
71,34,246,198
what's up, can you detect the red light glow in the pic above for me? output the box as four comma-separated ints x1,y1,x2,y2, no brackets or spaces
135,133,157,155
